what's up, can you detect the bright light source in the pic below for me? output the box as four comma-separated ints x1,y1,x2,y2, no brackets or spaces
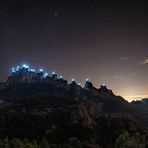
102,83,106,86
72,78,75,81
52,72,55,74
44,73,48,77
11,67,15,72
31,69,35,72
86,78,89,81
22,64,29,68
17,66,20,69
78,83,81,86
59,76,63,79
39,69,43,72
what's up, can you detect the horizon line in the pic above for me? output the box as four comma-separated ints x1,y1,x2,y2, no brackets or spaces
123,95,148,101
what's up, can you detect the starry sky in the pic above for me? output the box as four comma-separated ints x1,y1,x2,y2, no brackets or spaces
0,0,148,101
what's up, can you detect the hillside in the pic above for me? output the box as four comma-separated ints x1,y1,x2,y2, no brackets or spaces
0,65,148,148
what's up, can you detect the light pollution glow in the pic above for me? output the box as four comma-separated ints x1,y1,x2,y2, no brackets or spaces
123,95,148,102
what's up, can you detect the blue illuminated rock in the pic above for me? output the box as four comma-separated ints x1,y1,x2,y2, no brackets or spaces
84,80,93,90
51,73,58,80
5,64,114,99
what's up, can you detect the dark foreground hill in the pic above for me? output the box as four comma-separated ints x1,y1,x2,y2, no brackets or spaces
0,83,148,148
0,65,148,148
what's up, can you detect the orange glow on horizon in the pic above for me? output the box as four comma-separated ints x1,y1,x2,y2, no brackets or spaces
123,95,148,102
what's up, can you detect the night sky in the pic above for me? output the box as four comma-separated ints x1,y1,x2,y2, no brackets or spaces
0,0,148,101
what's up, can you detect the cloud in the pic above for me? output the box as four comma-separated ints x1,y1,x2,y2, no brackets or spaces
120,57,129,61
120,56,134,62
141,59,148,65
121,57,148,66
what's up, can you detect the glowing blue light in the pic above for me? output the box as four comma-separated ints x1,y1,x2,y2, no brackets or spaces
22,64,29,68
17,66,20,69
72,78,75,81
30,69,35,72
59,76,63,79
12,67,15,72
39,69,43,72
44,73,48,77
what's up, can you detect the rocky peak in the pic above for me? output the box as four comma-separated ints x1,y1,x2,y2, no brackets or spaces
98,84,114,97
100,84,108,91
5,64,68,87
69,80,82,94
84,79,93,91
51,72,58,80
3,64,116,98
70,81,77,88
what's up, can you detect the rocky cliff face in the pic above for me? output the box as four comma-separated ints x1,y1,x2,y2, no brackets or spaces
0,87,147,147
0,64,148,147
3,64,114,99
6,65,63,84
131,98,148,107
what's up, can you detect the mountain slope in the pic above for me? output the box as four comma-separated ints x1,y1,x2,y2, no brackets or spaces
0,83,148,147
0,65,148,147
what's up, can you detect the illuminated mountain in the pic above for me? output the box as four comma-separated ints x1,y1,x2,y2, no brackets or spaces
0,64,148,147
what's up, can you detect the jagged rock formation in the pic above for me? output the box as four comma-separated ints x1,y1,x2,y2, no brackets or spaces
3,64,114,99
6,65,62,84
5,65,69,90
84,79,93,90
0,64,148,147
131,98,148,106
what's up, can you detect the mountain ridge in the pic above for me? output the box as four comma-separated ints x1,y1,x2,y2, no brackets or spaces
0,64,148,147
